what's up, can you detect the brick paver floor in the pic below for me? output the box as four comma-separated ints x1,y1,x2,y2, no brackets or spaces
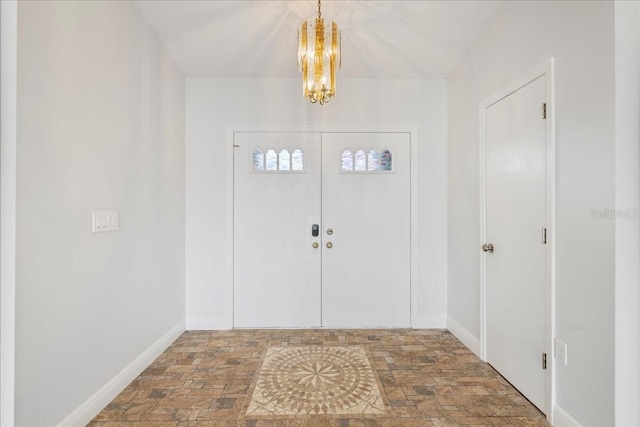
89,329,549,426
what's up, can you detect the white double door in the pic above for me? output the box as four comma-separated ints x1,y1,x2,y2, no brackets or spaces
234,132,410,328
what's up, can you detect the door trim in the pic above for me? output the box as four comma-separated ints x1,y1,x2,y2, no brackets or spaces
226,126,420,329
478,58,555,419
1,1,18,424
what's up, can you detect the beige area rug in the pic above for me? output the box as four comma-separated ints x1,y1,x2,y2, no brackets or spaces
245,345,387,416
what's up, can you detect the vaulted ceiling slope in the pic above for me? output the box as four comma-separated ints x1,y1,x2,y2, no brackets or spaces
134,0,499,79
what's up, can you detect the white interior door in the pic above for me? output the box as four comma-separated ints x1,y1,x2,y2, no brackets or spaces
321,133,411,327
485,76,548,412
233,132,322,327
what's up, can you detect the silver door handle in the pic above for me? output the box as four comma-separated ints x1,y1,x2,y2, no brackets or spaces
482,243,494,253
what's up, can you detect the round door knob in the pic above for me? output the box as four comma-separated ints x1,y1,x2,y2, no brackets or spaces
327,228,334,235
482,243,494,253
312,242,319,249
326,242,333,249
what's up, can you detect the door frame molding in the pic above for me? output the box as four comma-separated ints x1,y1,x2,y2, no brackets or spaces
1,1,18,424
226,126,420,328
478,58,556,418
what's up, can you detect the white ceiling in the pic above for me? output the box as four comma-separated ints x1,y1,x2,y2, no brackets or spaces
134,0,499,79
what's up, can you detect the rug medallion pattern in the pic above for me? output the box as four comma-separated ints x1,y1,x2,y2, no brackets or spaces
246,345,387,416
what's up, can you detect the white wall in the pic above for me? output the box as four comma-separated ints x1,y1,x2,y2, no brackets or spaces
448,1,615,425
614,2,640,425
186,78,447,329
15,2,185,425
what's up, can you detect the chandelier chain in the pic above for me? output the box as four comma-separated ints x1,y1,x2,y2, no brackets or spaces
317,0,321,18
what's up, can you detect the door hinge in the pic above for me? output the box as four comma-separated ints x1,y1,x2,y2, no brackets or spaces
542,103,547,119
542,228,547,244
542,353,547,370
233,144,240,148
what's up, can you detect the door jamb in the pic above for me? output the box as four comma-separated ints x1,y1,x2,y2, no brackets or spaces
226,126,420,329
478,58,556,419
1,1,18,424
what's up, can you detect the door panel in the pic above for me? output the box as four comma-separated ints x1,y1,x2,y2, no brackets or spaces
233,132,322,327
485,77,547,412
321,133,411,327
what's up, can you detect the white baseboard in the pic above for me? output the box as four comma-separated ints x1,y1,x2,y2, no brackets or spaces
412,315,446,329
186,316,445,330
186,317,232,330
57,320,186,427
446,316,481,357
553,405,583,427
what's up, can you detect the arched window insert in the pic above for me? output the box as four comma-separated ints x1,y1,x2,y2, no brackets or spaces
291,150,304,171
340,149,393,172
252,149,305,172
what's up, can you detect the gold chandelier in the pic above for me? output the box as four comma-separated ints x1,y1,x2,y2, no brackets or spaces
297,0,341,105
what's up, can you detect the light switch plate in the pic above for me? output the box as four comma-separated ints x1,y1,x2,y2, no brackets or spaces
92,211,119,233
